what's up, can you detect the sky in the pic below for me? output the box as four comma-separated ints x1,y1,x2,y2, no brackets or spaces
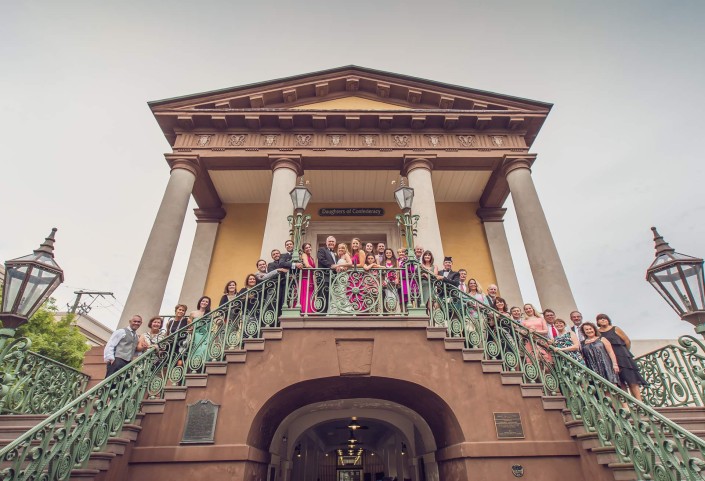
1,1,704,339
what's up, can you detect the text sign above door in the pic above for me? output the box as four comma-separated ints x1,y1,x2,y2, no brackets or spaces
319,208,385,217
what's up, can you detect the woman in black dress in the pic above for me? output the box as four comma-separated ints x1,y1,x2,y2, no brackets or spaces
596,313,647,401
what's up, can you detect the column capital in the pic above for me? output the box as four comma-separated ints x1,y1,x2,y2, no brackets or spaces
194,207,226,223
268,154,303,176
501,154,537,177
476,207,507,223
165,154,200,177
401,154,436,176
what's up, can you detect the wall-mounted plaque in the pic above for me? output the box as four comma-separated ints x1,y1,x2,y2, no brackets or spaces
318,208,385,217
493,412,524,439
181,399,219,444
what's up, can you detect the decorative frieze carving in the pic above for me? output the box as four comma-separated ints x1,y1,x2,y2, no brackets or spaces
228,134,247,146
328,134,343,146
182,132,523,150
393,135,410,147
457,135,475,147
263,134,279,146
360,135,378,147
295,134,312,146
426,135,441,147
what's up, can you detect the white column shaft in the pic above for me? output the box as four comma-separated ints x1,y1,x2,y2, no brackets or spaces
506,166,577,318
483,221,523,308
260,166,297,259
178,220,220,306
119,167,196,327
407,168,444,260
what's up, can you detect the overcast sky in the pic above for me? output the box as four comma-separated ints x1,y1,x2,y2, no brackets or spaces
1,1,704,339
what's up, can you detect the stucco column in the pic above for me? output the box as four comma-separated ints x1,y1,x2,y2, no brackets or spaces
119,156,198,328
476,207,523,308
503,155,577,318
260,156,302,260
178,207,226,307
403,155,444,260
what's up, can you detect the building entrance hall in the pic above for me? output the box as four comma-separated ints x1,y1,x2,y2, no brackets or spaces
268,398,437,481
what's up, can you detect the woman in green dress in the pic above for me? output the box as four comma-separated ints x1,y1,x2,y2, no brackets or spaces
552,318,584,364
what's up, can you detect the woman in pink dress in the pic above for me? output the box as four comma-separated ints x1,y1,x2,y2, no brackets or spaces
521,303,552,363
299,242,316,314
347,238,366,311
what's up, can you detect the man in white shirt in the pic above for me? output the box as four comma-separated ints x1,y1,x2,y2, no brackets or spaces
104,315,143,377
486,284,499,308
543,309,559,340
458,269,469,293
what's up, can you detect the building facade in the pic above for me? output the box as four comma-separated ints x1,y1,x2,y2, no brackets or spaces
119,66,577,328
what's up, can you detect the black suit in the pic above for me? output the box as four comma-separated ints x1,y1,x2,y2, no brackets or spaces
317,247,337,313
437,269,460,287
485,295,497,309
267,257,291,316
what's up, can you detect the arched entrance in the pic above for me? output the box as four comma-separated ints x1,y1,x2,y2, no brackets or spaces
248,377,463,481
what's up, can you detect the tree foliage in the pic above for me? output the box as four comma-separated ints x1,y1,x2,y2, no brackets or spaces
14,299,91,370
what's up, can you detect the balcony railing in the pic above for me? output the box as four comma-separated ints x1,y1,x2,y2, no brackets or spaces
635,335,705,407
0,338,89,415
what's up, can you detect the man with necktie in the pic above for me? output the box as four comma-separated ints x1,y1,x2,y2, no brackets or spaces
104,315,143,377
316,236,337,313
570,310,586,344
543,309,559,340
436,257,461,287
458,269,469,293
376,242,386,264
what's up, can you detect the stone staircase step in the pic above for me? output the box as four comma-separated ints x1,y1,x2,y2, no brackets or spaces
185,373,208,387
481,360,503,373
226,350,247,363
87,452,116,471
607,462,638,481
262,327,283,339
205,362,228,375
0,426,40,437
591,446,618,465
0,414,48,428
541,396,566,410
575,432,601,450
70,468,100,481
105,437,130,456
500,371,523,385
520,383,544,398
164,386,187,400
141,399,166,414
444,338,464,351
656,406,705,420
426,326,447,339
244,339,265,351
120,424,142,441
564,419,586,437
462,348,483,361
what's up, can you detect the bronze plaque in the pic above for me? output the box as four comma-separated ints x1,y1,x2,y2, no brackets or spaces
494,412,524,439
182,399,219,444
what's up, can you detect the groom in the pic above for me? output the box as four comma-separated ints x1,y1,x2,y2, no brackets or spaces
316,236,337,313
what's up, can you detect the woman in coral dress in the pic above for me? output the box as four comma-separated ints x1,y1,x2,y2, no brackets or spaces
299,242,317,314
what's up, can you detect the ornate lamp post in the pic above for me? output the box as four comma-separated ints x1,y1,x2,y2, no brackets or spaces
282,180,311,317
646,227,705,336
394,179,418,257
0,228,64,356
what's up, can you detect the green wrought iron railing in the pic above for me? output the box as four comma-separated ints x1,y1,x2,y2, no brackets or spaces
0,337,89,415
1,263,705,481
635,335,705,407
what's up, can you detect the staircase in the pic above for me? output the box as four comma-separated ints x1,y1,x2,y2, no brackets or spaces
1,269,704,481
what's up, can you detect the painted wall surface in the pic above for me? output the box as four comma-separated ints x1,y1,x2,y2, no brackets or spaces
202,203,268,306
436,202,496,289
203,202,496,304
292,96,412,110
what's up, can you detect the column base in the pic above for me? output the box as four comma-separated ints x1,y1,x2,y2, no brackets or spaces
280,307,302,319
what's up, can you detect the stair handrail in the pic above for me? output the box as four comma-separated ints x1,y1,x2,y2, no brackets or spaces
412,260,705,480
0,279,277,479
634,335,705,407
0,347,90,415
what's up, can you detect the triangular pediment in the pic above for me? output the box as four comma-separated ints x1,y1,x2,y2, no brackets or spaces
290,96,412,110
149,65,552,113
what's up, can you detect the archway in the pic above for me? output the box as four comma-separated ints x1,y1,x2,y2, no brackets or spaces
248,377,464,481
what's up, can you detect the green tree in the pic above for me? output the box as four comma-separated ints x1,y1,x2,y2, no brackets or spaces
13,299,91,370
